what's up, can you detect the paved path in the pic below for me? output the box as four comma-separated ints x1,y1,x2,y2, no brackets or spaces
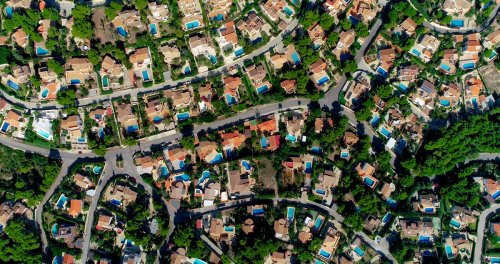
34,158,75,256
355,232,398,263
473,204,500,264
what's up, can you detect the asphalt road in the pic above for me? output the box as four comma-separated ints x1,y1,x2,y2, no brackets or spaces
473,203,500,264
355,232,397,263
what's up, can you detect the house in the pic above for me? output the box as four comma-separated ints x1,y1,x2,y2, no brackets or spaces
12,28,28,47
269,44,300,70
201,182,221,207
107,184,138,206
298,228,313,244
439,83,461,107
333,29,356,59
483,178,499,200
413,193,440,214
378,48,396,63
344,131,359,146
170,180,189,200
236,11,268,43
38,65,58,83
344,77,370,107
135,155,161,175
170,248,187,264
410,80,437,117
348,0,377,25
261,0,294,23
148,1,169,21
410,34,441,62
307,23,326,47
285,111,306,143
0,99,10,114
1,109,23,133
398,65,419,82
450,205,478,229
54,225,83,248
356,162,378,189
64,58,94,86
399,218,435,239
188,35,217,58
444,234,473,259
309,59,330,90
11,65,31,83
0,201,30,230
144,98,169,124
5,0,31,9
314,117,333,133
379,182,395,200
217,21,239,50
164,86,194,110
164,146,189,171
464,75,483,103
220,130,247,156
100,55,124,89
317,227,340,261
196,141,223,164
60,115,85,144
178,0,204,30
463,33,482,54
364,215,381,233
314,169,341,197
112,10,143,38
438,49,458,75
96,214,113,231
323,0,350,17
129,47,153,83
280,80,296,94
210,218,234,242
484,29,500,48
159,45,181,64
68,199,83,218
206,0,232,21
274,218,289,240
73,173,94,190
269,251,291,264
228,169,255,195
442,0,472,15
62,253,75,264
261,134,281,151
246,64,272,94
399,17,417,36
223,76,242,105
115,103,139,134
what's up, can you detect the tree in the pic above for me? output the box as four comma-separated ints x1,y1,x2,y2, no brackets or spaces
56,89,76,106
0,218,42,263
104,1,123,20
0,46,11,64
376,84,394,101
319,13,334,31
135,0,148,10
72,4,93,39
47,59,64,75
87,49,101,66
341,20,352,31
327,32,340,46
355,23,369,38
300,10,320,28
181,136,194,150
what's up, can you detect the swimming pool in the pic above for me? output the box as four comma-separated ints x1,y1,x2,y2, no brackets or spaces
175,173,190,181
184,65,191,74
363,177,375,187
93,166,102,174
445,244,454,258
379,127,391,138
252,208,264,215
340,151,349,158
234,48,244,57
370,115,380,127
283,6,294,16
7,80,19,90
256,84,269,94
354,246,365,257
386,197,398,208
224,226,234,232
315,189,326,195
102,75,109,87
462,62,475,69
70,79,81,85
177,112,190,121
1,122,10,133
291,52,300,65
36,46,49,56
41,89,49,98
491,257,500,264
153,116,162,123
377,67,388,78
450,219,461,228
208,55,218,65
98,127,105,139
127,124,138,133
286,134,297,142
110,198,121,206
142,70,150,81
241,160,251,171
210,153,223,164
440,99,450,107
260,137,268,148
37,129,51,140
313,217,323,230
287,207,295,221
318,249,331,259
382,212,392,224
419,235,431,243
160,166,169,177
411,48,421,57
317,75,329,85
149,23,158,35
56,194,67,209
424,207,435,213
117,26,127,37
185,20,200,29
348,15,360,25
398,83,408,92
198,170,210,183
450,19,464,27
472,97,478,108
212,14,224,21
305,161,312,173
5,6,13,18
311,146,321,154
193,259,207,264
51,223,59,236
440,63,451,71
225,93,237,105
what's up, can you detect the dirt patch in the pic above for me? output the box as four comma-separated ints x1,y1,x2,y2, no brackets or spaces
257,157,278,195
92,8,117,45
478,64,500,94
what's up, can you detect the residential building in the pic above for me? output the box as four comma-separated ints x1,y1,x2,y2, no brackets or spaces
307,23,326,47
483,178,499,200
163,146,189,171
450,205,478,230
309,59,331,91
11,65,31,83
0,201,30,231
442,0,472,15
410,34,441,62
323,0,350,17
242,218,254,235
355,162,378,189
12,28,28,47
280,80,296,94
188,35,217,57
246,64,272,94
413,193,440,214
68,199,83,218
129,47,153,83
317,227,340,261
206,0,232,21
285,111,306,143
333,29,356,59
379,182,395,200
196,141,223,164
274,218,289,240
344,77,370,107
32,115,54,141
348,0,377,25
159,45,181,64
5,0,31,9
236,11,268,43
217,21,239,50
107,184,138,206
399,218,435,239
314,169,341,197
261,0,294,22
148,1,169,21
228,169,255,195
0,109,23,134
314,117,333,134
112,10,143,38
210,218,234,242
64,58,94,85
220,130,247,156
73,173,94,190
269,44,301,70
115,103,139,134
60,115,85,144
96,214,113,231
399,17,417,36
410,80,436,117
397,65,419,82
178,0,204,30
484,29,500,48
223,76,242,105
439,83,461,107
100,55,124,89
439,49,458,75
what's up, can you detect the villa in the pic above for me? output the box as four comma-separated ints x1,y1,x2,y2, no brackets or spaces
64,58,94,86
348,0,377,25
309,59,331,91
482,178,499,201
0,201,30,231
5,0,31,9
450,205,478,230
68,199,83,218
189,35,217,59
246,64,272,94
217,21,239,51
178,0,205,30
355,162,378,189
60,115,85,144
242,218,254,235
442,0,472,15
200,182,220,206
206,0,232,21
38,19,51,40
228,169,255,195
135,155,161,175
1,73,24,92
398,17,417,36
223,76,242,105
439,83,461,107
148,1,169,22
399,218,436,240
112,10,143,38
96,214,113,231
314,169,341,198
410,34,441,62
144,97,169,125
438,49,458,75
159,45,181,64
163,146,189,171
73,173,94,190
280,80,297,94
0,99,10,115
463,75,484,107
413,193,440,214
285,111,306,143
397,65,419,82
163,86,195,113
444,234,473,259
410,80,437,118
274,218,289,241
52,224,83,249
32,113,54,141
386,108,406,130
1,110,23,135
268,251,291,264
379,182,395,200
106,184,138,207
307,23,326,47
196,141,223,164
38,65,58,83
210,218,235,243
344,77,370,107
198,83,214,112
314,117,334,134
484,29,500,48
129,47,153,84
333,29,356,59
261,0,294,22
11,65,31,84
236,12,269,43
115,103,139,134
220,130,247,157
100,55,124,90
323,0,350,17
12,28,28,48
317,227,340,261
269,44,301,70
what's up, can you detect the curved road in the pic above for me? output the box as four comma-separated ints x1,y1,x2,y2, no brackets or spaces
473,204,500,264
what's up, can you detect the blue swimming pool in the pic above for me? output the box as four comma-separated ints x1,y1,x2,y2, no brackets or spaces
98,127,105,139
149,23,158,35
5,6,13,18
318,249,331,259
445,244,454,258
252,208,264,215
256,84,269,94
102,75,109,87
314,217,323,230
291,52,300,65
380,127,391,138
142,70,150,81
286,134,297,142
93,166,102,174
41,89,49,98
184,65,191,74
377,67,388,78
71,79,81,85
462,62,475,69
225,93,237,105
370,115,380,127
424,207,434,213
315,189,326,195
36,46,49,56
111,198,121,206
311,146,321,154
341,151,349,158
305,161,312,173
210,153,223,164
198,170,210,183
153,116,162,123
177,112,190,121
354,246,365,257
193,259,207,264
317,75,329,85
186,20,200,29
491,257,500,264
212,14,224,21
450,19,464,28
117,26,127,37
398,83,408,92
363,177,375,187
56,194,67,209
241,160,251,170
127,124,138,133
37,129,51,139
489,51,497,60
0,122,9,133
7,80,19,90
382,212,392,224
224,226,234,232
175,173,190,181
450,219,461,228
387,197,398,208
234,48,244,57
412,48,421,57
208,55,217,65
160,166,169,177
492,190,500,199
349,15,359,25
440,63,451,71
440,99,450,107
287,207,295,220
51,223,59,236
472,97,478,108
419,235,431,243
283,6,294,16
260,137,268,148
53,256,63,264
